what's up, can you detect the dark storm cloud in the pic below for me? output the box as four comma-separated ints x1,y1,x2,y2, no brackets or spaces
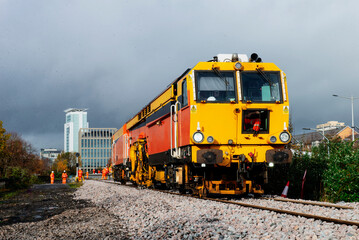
1,0,359,150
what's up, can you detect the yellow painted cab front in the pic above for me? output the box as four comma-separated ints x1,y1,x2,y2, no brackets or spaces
185,54,292,195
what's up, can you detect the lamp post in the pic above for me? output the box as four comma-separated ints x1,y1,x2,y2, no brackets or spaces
75,152,80,178
302,128,330,156
332,94,359,141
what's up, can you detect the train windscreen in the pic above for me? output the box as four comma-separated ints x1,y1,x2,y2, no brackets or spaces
195,71,237,103
241,71,282,103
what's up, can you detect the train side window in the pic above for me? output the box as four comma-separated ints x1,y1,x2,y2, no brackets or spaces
182,80,188,107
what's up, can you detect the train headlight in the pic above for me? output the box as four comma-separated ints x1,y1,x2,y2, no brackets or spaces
207,136,214,143
193,131,204,143
279,132,291,143
268,162,274,167
234,62,243,70
270,136,277,143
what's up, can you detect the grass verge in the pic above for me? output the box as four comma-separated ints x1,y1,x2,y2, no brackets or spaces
0,189,26,202
68,182,83,189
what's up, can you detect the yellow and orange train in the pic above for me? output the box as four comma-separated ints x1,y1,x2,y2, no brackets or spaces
111,53,292,197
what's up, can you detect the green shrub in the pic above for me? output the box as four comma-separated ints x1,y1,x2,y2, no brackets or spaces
4,166,37,190
323,141,359,202
270,140,359,202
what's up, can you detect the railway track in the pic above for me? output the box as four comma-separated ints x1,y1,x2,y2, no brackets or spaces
96,179,359,227
203,197,359,227
262,197,354,209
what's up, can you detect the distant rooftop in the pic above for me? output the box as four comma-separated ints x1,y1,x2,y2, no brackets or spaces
316,121,345,130
40,148,61,151
64,108,88,113
295,126,346,144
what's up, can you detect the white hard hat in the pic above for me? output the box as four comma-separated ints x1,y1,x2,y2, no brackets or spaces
52,171,54,173
64,170,66,172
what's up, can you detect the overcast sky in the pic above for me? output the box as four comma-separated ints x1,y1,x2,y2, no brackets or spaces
1,0,359,152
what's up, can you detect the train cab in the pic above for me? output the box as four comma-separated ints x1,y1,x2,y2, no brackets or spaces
178,53,292,196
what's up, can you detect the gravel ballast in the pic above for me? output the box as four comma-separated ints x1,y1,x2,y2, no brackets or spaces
74,180,359,239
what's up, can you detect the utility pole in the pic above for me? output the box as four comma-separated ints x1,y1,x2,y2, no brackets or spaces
333,94,359,141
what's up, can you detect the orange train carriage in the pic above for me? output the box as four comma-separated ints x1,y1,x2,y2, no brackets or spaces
111,53,292,197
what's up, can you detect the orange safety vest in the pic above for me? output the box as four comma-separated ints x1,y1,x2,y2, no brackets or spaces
253,119,261,132
62,172,68,179
244,118,261,131
78,170,83,178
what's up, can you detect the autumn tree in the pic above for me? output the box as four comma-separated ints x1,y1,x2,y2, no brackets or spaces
5,133,45,174
52,157,68,173
0,121,11,177
53,152,81,175
0,123,50,178
0,121,51,189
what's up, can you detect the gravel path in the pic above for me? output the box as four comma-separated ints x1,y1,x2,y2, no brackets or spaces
75,180,359,239
0,183,128,240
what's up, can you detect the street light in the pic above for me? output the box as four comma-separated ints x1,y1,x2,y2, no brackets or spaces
75,152,80,178
332,94,359,141
302,128,330,156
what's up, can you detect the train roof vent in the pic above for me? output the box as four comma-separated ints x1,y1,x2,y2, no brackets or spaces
216,53,249,62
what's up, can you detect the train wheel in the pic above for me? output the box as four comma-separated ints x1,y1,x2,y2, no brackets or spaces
179,186,186,194
198,187,208,198
113,168,121,182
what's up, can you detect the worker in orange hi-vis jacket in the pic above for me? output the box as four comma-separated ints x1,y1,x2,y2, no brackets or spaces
244,111,261,136
78,168,84,182
105,167,109,180
101,168,106,180
93,169,95,174
50,171,55,184
62,170,68,184
86,171,89,179
108,165,113,180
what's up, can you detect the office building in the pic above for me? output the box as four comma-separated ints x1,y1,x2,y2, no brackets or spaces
40,148,61,162
78,128,117,173
64,108,89,153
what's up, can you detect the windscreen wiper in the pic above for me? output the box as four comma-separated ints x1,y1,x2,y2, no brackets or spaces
212,67,229,89
256,68,272,85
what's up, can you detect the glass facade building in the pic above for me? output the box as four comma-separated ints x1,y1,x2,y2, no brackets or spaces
78,128,117,173
64,108,89,153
